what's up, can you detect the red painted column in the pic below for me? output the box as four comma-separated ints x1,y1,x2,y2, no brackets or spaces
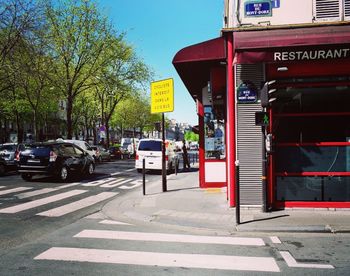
226,33,236,207
268,107,274,208
197,98,205,188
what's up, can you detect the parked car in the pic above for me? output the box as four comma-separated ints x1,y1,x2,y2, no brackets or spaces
120,144,132,159
60,139,97,161
17,141,95,181
108,146,122,160
135,139,178,173
91,145,111,162
0,143,26,176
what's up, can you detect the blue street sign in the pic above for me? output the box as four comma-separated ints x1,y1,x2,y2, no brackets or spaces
237,83,257,103
245,1,272,17
271,0,280,8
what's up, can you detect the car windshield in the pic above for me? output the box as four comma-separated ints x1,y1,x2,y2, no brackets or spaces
138,141,162,151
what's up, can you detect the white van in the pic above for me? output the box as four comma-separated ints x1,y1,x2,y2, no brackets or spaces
135,139,178,173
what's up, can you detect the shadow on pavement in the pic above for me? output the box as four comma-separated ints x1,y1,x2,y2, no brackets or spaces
239,214,290,225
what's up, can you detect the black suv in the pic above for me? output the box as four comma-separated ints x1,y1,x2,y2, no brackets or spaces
17,141,95,181
0,143,26,176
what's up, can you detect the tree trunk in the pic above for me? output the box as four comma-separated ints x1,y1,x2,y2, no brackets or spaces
106,121,110,147
66,96,73,139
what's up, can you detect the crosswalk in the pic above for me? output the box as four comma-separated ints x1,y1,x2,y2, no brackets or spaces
34,220,281,273
32,219,337,273
0,173,144,218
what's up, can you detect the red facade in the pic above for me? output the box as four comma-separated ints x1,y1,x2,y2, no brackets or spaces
173,24,350,209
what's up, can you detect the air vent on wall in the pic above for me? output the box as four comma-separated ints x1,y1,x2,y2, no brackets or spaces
345,0,350,19
314,0,340,21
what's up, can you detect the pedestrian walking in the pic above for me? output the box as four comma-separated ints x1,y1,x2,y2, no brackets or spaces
182,140,190,170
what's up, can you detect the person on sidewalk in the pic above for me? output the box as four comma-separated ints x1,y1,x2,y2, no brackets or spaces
182,139,191,171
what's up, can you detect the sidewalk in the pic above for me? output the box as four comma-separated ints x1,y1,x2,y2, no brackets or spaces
102,164,350,234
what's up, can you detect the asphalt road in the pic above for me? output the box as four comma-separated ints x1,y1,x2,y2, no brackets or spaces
0,157,349,275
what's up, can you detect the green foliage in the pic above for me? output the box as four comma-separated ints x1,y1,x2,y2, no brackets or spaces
0,0,157,142
184,131,199,142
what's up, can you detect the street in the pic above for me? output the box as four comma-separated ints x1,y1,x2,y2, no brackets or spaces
0,158,349,275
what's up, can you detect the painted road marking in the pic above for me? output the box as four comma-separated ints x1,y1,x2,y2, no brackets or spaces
110,172,121,176
280,251,334,269
270,236,282,244
99,220,133,226
82,178,116,187
37,192,118,217
16,188,57,199
34,247,280,272
55,182,81,189
0,190,87,214
101,179,132,188
74,230,265,246
0,187,33,196
0,186,5,189
125,168,135,172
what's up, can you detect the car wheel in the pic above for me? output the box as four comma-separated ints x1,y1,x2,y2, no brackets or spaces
0,164,5,176
58,166,69,182
137,169,142,173
21,173,33,181
86,162,94,176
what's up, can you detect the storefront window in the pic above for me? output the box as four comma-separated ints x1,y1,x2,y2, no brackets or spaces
204,106,225,159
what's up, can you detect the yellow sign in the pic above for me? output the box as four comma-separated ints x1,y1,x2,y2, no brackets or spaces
151,78,174,114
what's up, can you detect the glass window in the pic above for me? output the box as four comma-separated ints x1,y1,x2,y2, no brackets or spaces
74,145,84,155
61,145,75,155
138,140,162,151
204,106,225,160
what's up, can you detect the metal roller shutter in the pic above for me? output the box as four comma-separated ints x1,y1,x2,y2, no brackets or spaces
236,64,264,206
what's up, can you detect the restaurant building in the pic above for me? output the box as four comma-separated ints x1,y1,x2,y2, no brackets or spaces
173,0,350,209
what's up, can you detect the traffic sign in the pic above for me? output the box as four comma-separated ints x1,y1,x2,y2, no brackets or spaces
151,78,174,114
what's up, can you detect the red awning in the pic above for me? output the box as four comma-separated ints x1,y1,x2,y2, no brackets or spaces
173,37,226,98
233,25,350,63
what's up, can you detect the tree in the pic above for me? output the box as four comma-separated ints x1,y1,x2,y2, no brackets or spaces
0,0,38,65
112,94,151,139
94,36,152,146
44,0,116,139
184,131,199,142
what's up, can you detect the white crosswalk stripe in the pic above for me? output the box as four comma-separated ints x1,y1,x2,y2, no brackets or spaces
34,247,280,272
0,189,87,214
16,188,57,199
74,229,265,246
99,220,133,226
37,192,118,217
0,186,33,196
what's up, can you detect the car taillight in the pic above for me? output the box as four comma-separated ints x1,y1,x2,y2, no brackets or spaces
165,155,168,161
49,151,57,162
15,151,20,161
135,154,139,160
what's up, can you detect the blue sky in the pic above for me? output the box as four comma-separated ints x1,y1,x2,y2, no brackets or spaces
97,0,224,125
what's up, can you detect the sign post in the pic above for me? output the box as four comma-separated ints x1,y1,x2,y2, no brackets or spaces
151,78,174,192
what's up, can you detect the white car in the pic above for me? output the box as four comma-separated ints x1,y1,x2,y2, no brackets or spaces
135,139,178,173
59,139,97,161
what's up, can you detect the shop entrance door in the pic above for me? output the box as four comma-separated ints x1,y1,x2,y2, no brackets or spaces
267,75,350,207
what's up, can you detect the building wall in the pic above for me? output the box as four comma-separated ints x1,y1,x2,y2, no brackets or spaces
224,0,350,29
